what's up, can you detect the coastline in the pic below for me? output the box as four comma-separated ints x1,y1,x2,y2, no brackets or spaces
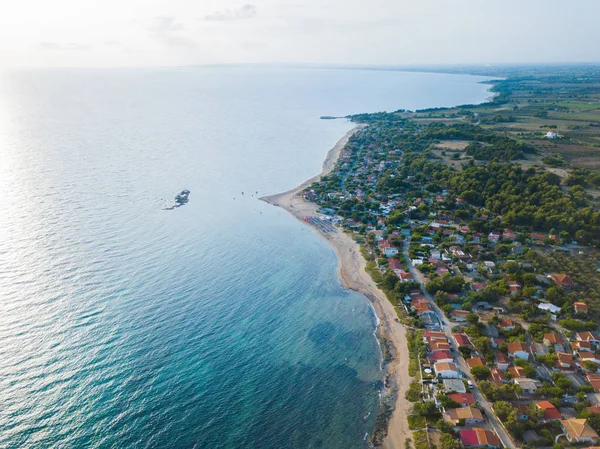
260,125,412,449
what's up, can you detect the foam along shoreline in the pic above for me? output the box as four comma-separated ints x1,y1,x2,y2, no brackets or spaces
260,125,412,449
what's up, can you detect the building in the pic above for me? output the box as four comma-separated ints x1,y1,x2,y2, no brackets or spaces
573,341,594,353
444,407,484,426
508,366,526,379
454,333,472,348
495,352,509,371
579,352,600,367
448,392,476,407
587,374,600,392
577,332,599,344
556,352,575,370
561,419,599,444
434,362,460,378
537,401,562,422
460,428,501,448
507,342,530,360
488,368,507,385
499,319,516,331
451,309,471,323
550,273,576,288
429,350,454,364
466,357,485,369
575,302,590,314
544,333,562,346
513,378,539,395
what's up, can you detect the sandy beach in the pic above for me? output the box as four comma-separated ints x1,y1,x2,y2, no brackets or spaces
260,126,412,449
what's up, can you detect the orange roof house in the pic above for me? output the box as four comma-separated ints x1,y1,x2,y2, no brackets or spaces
550,273,576,288
575,302,589,314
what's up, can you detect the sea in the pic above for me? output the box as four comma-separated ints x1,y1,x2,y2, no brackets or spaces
0,67,492,449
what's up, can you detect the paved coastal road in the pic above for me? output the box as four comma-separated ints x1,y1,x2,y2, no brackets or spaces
402,242,516,449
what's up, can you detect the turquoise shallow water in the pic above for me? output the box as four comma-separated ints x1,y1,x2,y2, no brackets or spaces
0,67,492,448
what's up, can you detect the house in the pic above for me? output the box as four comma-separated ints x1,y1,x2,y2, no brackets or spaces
587,374,600,392
444,407,484,426
544,333,562,346
537,401,562,422
502,229,516,241
460,428,501,448
587,405,600,415
513,403,530,421
399,272,415,283
577,332,599,344
425,331,447,343
429,350,454,364
538,302,561,315
561,419,599,444
513,378,539,395
575,302,589,314
434,362,460,378
388,259,403,273
507,342,530,360
429,341,451,351
556,352,575,370
508,366,527,379
579,352,600,367
451,310,471,323
574,341,594,353
471,283,487,292
372,230,385,242
454,333,472,348
443,378,467,393
499,319,516,331
488,232,501,243
530,343,549,357
550,273,576,288
489,368,507,385
448,393,476,407
495,352,510,371
483,261,496,270
414,302,436,316
466,357,485,369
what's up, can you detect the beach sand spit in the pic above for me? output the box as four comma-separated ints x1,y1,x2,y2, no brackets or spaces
260,125,412,449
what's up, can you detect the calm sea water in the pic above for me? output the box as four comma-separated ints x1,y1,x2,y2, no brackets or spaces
0,67,491,449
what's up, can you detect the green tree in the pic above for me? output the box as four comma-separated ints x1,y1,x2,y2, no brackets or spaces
471,365,491,380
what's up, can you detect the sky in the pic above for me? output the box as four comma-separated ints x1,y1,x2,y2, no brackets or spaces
1,0,599,68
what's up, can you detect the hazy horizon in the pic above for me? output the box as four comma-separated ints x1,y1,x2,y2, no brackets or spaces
2,0,600,69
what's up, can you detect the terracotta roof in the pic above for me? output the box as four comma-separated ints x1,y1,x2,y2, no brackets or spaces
449,393,476,406
460,428,501,448
454,333,471,347
575,302,589,313
577,332,598,342
434,362,458,372
551,273,575,287
507,342,528,354
508,366,526,378
544,333,561,344
466,357,484,368
446,407,484,422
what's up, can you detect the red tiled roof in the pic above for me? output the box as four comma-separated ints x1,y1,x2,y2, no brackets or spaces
448,393,475,406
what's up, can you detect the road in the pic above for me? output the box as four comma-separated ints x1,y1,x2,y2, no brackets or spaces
403,242,516,449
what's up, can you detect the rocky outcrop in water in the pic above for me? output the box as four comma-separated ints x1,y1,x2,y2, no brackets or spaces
164,190,190,210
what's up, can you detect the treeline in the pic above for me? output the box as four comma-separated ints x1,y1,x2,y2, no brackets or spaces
404,156,600,244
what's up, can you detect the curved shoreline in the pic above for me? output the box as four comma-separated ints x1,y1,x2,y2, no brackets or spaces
260,125,412,449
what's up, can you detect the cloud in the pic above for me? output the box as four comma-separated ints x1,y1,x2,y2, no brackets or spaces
204,4,257,21
39,42,91,51
148,16,197,47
